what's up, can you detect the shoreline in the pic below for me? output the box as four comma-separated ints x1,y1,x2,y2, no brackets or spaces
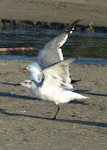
0,19,107,33
0,0,107,29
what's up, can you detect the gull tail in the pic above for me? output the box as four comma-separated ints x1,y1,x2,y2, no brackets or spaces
70,91,90,100
58,90,90,104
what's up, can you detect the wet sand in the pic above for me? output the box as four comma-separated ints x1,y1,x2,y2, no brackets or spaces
0,59,107,149
0,0,107,27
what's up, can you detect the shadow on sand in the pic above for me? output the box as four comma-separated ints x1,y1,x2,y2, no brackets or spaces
0,83,107,128
0,109,107,128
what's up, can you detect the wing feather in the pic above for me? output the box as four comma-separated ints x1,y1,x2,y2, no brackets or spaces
36,19,82,70
36,32,69,69
43,58,75,85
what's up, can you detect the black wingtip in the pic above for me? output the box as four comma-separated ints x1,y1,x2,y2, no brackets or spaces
71,79,81,84
55,18,82,37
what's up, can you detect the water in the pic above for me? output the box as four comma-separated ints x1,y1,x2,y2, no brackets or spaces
0,26,107,65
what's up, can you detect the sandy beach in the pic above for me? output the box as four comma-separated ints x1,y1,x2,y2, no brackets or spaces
0,0,107,149
0,60,107,149
0,0,107,27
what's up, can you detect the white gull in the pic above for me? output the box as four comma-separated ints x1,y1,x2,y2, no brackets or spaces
15,58,89,119
23,19,82,91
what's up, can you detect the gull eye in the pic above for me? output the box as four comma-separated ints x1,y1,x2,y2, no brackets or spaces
25,82,27,84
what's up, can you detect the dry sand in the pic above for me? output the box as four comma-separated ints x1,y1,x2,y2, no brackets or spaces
0,60,107,149
0,0,107,149
0,0,107,27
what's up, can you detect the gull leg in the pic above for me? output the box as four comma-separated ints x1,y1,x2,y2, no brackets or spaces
53,104,60,120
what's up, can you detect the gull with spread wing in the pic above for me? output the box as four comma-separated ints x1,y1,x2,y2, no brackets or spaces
23,19,82,90
15,58,89,119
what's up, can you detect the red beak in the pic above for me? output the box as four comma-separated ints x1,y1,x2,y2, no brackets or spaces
22,68,27,70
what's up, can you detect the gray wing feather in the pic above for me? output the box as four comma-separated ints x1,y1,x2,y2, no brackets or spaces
36,48,63,70
36,19,82,70
36,32,69,70
43,32,68,50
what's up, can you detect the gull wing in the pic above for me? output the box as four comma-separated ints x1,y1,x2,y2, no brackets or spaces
42,58,75,87
36,31,71,70
36,19,82,70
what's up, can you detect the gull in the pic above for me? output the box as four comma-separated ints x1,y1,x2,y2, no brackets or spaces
23,19,82,90
23,58,75,91
15,58,89,119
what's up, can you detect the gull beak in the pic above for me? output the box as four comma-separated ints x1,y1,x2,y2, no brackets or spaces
14,83,21,86
22,68,27,70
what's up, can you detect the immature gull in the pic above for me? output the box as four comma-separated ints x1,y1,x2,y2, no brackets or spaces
15,58,89,119
23,19,82,90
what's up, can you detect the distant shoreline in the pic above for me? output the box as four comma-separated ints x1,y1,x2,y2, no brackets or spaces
0,0,107,28
0,19,107,33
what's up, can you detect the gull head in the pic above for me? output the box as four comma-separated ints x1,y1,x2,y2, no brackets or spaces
14,79,33,89
23,63,42,73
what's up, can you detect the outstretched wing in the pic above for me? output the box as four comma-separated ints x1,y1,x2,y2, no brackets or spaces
42,58,75,88
36,19,82,70
36,31,72,70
